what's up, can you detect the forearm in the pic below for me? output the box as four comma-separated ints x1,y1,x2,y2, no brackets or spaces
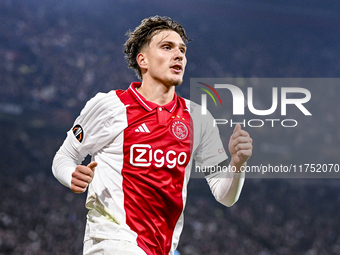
206,162,245,207
52,131,88,188
52,151,78,188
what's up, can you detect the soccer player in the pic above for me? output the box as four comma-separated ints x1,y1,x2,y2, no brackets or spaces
52,16,252,255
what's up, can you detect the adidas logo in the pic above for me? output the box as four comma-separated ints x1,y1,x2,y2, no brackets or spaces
135,123,150,133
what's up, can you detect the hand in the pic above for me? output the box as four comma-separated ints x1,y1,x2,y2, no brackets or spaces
228,124,253,168
71,161,97,193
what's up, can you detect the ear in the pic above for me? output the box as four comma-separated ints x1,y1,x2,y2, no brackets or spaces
137,52,147,70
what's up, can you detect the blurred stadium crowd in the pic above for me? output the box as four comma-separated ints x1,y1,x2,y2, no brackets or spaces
1,0,340,254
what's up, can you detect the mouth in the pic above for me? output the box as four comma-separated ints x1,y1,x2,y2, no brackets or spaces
170,64,182,73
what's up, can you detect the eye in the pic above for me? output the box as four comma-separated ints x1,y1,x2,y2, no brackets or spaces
180,48,186,54
163,45,171,50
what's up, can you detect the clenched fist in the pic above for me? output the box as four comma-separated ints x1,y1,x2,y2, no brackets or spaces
71,161,97,193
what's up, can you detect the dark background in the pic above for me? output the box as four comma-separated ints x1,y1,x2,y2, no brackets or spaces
1,0,340,254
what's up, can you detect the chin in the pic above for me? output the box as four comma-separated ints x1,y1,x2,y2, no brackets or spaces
161,75,184,87
172,80,183,86
170,77,184,87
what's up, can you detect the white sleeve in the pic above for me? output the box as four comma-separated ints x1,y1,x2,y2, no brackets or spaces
205,170,245,207
52,136,85,188
192,107,228,168
190,101,245,207
52,90,127,188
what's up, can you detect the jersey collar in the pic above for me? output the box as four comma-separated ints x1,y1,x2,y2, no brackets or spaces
128,82,178,113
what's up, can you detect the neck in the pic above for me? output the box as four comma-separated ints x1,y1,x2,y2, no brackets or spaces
137,81,175,106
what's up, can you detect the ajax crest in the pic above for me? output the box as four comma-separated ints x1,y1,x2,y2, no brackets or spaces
171,120,188,140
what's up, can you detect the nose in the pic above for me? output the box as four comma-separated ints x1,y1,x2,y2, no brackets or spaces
174,48,184,61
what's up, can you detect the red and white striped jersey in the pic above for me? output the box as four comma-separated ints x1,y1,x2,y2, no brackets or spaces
53,82,228,255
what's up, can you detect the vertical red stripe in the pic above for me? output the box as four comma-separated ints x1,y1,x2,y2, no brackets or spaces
117,89,190,254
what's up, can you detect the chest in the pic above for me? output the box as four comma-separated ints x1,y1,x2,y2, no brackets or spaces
123,105,191,170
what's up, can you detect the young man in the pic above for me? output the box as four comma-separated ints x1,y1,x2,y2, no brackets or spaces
52,16,252,255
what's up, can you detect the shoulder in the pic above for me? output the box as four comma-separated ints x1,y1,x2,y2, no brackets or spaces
179,97,213,122
81,90,124,115
69,90,128,154
76,90,128,129
178,97,199,114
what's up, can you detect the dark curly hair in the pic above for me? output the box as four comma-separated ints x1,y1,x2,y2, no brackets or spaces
124,16,189,80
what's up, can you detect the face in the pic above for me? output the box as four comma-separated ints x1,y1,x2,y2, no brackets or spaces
138,30,187,87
